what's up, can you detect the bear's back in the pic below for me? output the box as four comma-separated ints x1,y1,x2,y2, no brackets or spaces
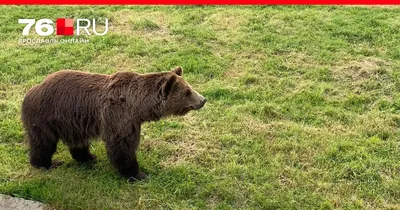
22,70,109,142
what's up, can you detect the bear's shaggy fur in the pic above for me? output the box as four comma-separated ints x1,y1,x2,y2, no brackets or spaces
21,67,206,180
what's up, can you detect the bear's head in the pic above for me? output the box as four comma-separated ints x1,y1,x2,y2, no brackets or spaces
161,67,207,116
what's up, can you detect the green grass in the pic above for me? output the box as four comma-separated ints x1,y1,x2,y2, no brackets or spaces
1,5,400,209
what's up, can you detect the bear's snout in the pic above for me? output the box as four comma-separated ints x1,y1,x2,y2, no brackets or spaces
191,96,207,110
200,98,207,107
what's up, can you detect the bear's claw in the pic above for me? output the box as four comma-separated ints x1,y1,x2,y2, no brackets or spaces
50,159,64,169
86,153,97,162
128,171,148,182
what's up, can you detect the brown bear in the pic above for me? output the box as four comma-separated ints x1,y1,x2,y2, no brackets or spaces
21,67,206,180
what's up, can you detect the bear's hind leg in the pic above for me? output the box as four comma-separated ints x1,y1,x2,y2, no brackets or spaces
69,147,97,163
28,126,60,169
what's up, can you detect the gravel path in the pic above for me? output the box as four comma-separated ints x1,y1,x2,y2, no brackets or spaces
0,194,45,210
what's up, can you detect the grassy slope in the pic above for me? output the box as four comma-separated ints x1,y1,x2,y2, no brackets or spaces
1,5,400,209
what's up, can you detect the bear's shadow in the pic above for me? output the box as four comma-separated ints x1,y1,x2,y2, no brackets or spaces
52,160,150,182
64,161,97,170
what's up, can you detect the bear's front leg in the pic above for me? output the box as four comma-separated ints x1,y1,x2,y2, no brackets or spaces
105,126,147,181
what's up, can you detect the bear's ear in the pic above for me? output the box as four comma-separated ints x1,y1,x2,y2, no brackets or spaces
171,66,183,76
162,74,177,100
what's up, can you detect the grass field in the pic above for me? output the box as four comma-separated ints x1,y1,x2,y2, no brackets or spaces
1,5,400,210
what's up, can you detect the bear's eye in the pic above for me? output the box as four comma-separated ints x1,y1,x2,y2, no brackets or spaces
185,89,192,96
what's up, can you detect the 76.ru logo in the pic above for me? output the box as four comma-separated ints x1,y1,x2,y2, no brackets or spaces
18,18,108,36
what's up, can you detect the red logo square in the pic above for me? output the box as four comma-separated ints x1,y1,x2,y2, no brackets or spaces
56,18,74,36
